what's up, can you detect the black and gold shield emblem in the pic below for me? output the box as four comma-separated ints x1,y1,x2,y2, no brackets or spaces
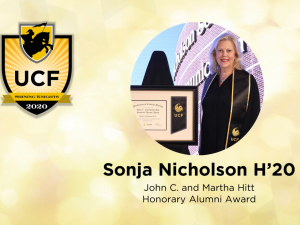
19,23,54,63
2,22,71,115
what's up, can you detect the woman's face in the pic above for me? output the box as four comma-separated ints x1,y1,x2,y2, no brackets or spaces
216,40,236,71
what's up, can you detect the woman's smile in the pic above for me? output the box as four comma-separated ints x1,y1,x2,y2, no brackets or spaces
216,40,236,70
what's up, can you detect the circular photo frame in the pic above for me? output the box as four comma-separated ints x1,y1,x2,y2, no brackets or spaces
131,22,264,156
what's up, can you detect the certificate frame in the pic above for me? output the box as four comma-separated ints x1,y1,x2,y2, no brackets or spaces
131,85,198,145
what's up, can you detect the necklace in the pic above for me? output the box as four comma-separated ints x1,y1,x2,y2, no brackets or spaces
220,75,225,83
219,69,234,85
220,71,229,83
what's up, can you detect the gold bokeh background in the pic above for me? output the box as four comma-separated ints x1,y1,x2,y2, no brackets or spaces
0,0,299,224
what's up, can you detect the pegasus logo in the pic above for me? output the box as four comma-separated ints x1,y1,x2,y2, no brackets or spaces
232,128,240,137
175,103,183,112
231,128,240,142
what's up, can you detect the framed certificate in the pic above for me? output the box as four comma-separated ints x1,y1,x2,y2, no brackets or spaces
131,85,198,145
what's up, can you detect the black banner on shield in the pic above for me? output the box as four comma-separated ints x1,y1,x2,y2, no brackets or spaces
171,96,187,134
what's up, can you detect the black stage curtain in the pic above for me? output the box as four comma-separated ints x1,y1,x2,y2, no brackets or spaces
142,51,190,155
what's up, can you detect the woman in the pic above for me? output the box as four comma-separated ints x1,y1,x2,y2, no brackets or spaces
199,33,260,155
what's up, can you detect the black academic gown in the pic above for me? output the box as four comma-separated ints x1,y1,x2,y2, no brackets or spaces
199,70,260,155
142,51,190,155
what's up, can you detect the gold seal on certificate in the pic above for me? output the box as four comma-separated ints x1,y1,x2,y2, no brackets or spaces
132,100,167,130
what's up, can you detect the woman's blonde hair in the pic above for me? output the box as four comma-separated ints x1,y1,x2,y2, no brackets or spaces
209,33,244,74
